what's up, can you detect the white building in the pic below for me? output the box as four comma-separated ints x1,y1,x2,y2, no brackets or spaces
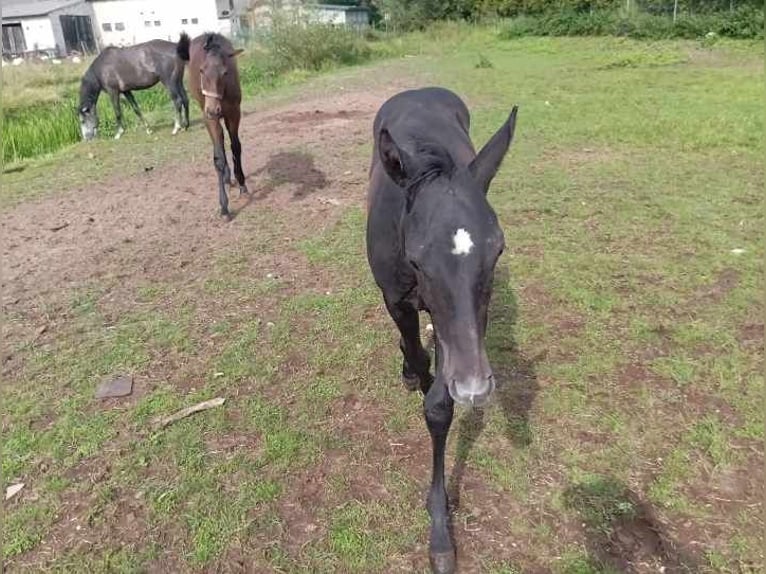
2,0,369,58
90,0,225,48
246,2,370,30
2,0,98,57
310,4,370,29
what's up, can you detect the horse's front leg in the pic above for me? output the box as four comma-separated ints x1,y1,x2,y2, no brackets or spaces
224,110,248,195
109,91,125,140
208,121,230,219
424,377,456,574
385,298,432,393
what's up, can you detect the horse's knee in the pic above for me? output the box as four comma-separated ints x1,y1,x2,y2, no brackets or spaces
424,388,453,432
213,155,226,173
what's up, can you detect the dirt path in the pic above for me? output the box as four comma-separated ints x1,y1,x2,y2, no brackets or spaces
1,79,409,367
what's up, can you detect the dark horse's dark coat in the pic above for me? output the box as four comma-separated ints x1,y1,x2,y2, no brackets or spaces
366,87,518,574
186,32,248,219
78,36,190,140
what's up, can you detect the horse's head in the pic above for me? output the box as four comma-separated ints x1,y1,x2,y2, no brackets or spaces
377,107,518,407
199,34,243,120
78,104,98,141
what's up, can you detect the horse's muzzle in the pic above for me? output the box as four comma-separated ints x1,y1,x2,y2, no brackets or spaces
448,376,495,408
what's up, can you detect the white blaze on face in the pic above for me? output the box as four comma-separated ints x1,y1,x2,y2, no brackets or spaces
451,228,474,256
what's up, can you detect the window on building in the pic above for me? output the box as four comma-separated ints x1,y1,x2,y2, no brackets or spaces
102,23,112,32
154,20,161,26
115,22,125,31
144,21,151,27
181,18,188,24
191,18,199,24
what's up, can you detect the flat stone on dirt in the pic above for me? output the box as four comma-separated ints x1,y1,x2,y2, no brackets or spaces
95,374,133,399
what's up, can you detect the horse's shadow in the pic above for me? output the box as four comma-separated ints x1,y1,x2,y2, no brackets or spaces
247,150,328,201
446,263,541,510
563,476,702,573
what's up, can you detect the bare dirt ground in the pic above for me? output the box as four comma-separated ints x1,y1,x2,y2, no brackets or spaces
2,82,399,367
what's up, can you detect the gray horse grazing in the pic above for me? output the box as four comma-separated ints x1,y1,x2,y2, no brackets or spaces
78,34,190,141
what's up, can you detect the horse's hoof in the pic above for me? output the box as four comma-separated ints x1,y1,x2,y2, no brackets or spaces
402,373,420,392
239,185,249,196
221,211,232,222
429,551,456,574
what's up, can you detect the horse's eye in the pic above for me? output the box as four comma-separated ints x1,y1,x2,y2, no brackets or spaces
409,260,420,271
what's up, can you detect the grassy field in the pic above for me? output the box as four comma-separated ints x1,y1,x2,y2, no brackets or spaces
2,27,763,573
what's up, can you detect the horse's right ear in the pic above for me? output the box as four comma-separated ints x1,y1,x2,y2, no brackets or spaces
231,48,244,57
378,128,410,188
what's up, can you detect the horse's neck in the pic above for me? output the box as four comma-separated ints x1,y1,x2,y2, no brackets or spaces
80,69,102,107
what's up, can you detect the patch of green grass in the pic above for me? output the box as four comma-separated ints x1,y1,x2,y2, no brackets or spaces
563,475,636,535
648,446,693,511
650,356,698,386
689,415,731,468
49,544,161,574
3,499,57,558
328,502,383,570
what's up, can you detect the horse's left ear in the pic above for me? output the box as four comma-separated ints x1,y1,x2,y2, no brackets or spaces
468,105,518,194
231,48,244,57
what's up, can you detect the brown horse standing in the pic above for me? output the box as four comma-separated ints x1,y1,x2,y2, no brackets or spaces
182,33,248,219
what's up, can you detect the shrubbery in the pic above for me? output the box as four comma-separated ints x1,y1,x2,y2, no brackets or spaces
260,14,372,73
499,5,763,39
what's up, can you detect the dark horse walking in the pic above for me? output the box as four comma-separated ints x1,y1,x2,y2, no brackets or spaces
366,87,518,574
78,35,190,141
183,33,248,220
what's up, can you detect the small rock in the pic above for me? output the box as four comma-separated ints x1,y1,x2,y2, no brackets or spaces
266,322,275,328
213,372,224,378
95,374,133,399
731,248,745,255
5,483,24,500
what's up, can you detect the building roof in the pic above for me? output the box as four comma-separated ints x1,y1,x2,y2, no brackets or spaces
3,0,85,19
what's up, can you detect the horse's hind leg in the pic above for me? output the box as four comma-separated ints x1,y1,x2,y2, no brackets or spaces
124,91,152,135
109,91,125,140
224,109,248,195
179,83,190,129
166,84,184,135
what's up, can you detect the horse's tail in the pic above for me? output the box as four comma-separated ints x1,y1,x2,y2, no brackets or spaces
177,32,190,62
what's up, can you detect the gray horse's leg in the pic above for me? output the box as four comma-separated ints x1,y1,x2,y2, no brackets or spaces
178,82,190,130
163,79,188,135
109,91,125,140
123,91,152,135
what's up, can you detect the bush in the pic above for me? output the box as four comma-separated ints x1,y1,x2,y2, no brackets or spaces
498,6,763,39
264,13,372,73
